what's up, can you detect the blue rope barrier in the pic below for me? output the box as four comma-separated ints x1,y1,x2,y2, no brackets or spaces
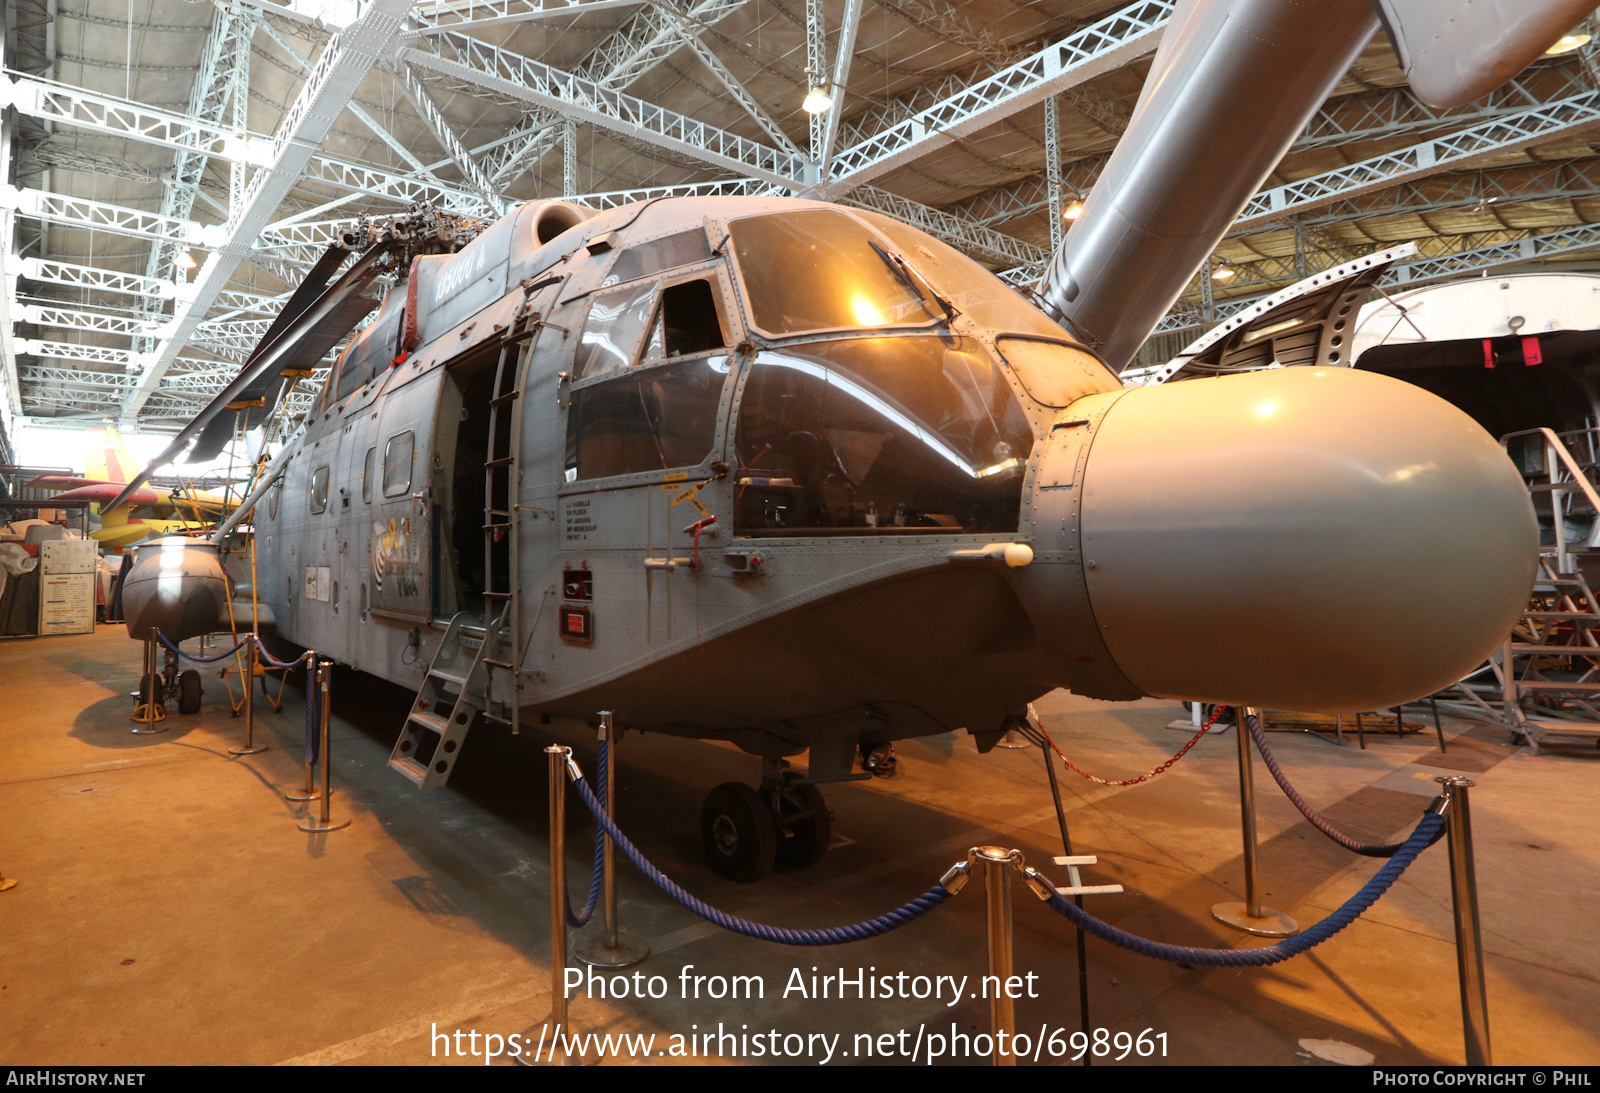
1041,810,1445,967
567,774,950,945
304,660,320,767
254,639,307,671
157,632,247,663
564,738,606,929
1246,713,1444,858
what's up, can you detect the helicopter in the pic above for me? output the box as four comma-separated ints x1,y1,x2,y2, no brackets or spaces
106,0,1566,881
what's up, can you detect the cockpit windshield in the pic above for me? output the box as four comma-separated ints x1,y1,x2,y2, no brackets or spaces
728,210,944,336
734,336,1034,535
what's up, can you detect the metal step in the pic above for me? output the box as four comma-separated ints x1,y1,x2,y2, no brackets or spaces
389,610,506,789
407,709,449,734
390,756,428,787
1511,644,1600,656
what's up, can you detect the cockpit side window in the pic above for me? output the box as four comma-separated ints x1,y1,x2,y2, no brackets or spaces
641,279,727,363
608,228,713,284
563,356,731,482
573,282,655,381
732,336,1033,535
727,210,942,337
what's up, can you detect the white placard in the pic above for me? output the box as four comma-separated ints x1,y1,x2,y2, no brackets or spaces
38,540,98,635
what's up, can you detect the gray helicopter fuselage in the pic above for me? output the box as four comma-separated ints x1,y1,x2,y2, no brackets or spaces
254,194,1133,758
253,192,1538,763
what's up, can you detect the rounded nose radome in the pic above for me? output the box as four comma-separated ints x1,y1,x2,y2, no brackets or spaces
1080,368,1538,712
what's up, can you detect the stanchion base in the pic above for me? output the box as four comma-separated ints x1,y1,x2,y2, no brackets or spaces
514,1016,597,1066
284,788,321,802
297,818,350,833
573,931,650,968
0,878,17,892
228,744,268,756
1211,901,1298,937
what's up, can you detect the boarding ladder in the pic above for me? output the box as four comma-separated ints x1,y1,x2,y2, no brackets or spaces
478,307,543,739
1489,427,1600,746
388,611,508,786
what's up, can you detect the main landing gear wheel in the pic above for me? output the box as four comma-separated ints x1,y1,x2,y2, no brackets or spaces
701,782,776,882
774,781,831,868
178,670,202,715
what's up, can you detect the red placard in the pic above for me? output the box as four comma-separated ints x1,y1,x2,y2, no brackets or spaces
558,605,593,644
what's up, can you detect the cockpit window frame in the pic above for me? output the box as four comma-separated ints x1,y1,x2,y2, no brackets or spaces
569,264,741,393
718,208,949,342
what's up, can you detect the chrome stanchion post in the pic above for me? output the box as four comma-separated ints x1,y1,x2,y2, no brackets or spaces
549,745,569,1036
575,712,649,968
229,636,266,756
298,661,349,833
1436,776,1491,1065
974,846,1017,1066
133,627,166,734
1213,707,1298,937
520,745,591,1066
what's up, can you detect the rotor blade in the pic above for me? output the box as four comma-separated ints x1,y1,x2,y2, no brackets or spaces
104,241,396,513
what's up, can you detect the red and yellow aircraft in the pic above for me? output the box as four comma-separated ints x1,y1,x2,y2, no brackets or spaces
28,428,236,548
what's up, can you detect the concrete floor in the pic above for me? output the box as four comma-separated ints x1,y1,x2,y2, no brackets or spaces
1,625,1597,1066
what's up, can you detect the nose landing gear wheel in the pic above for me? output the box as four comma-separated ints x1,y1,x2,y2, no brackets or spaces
178,670,202,715
701,782,777,882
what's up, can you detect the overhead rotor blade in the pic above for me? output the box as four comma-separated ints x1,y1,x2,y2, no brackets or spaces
104,239,397,514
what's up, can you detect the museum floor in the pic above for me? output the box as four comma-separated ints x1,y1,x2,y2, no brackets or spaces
1,625,1596,1066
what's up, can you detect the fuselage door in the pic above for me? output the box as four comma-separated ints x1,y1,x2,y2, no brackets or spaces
369,369,442,618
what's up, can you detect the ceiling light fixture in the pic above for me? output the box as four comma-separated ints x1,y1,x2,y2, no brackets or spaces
802,87,833,114
1063,200,1084,221
1211,264,1236,281
176,250,198,270
1545,31,1591,55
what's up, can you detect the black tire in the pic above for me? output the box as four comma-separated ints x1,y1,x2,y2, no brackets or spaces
701,782,776,882
776,781,831,868
178,670,202,714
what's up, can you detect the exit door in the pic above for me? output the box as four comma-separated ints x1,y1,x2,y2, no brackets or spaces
370,370,441,618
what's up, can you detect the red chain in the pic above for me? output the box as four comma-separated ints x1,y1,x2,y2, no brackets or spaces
1031,704,1228,787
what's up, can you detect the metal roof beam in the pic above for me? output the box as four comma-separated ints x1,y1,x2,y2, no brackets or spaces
395,60,506,212
566,177,768,208
655,4,800,158
402,0,648,36
403,32,806,186
478,0,755,189
1237,91,1600,229
127,0,417,417
945,66,1593,230
6,188,209,246
822,0,1170,196
3,74,492,214
819,0,864,178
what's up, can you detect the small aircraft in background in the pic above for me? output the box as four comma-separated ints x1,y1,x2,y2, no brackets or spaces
28,428,236,549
